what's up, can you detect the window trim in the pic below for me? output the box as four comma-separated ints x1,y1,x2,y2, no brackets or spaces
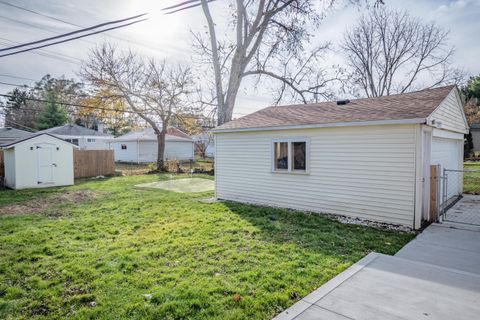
271,138,310,174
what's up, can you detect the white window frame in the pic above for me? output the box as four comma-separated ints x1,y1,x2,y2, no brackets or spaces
271,138,310,174
87,138,96,143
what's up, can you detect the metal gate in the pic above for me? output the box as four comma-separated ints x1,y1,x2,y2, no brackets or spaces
439,168,480,223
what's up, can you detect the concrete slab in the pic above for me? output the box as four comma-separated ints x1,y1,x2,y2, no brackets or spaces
396,224,480,274
135,178,214,193
275,197,480,320
274,253,480,320
445,195,480,225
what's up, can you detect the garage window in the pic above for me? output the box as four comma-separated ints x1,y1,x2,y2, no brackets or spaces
272,139,309,173
121,144,127,150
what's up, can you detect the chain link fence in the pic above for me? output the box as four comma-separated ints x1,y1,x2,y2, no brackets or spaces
440,168,480,220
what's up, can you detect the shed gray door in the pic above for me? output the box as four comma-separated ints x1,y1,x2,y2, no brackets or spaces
37,144,55,184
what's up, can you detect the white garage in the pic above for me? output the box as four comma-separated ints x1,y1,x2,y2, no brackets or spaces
1,133,75,189
110,127,194,163
213,85,469,230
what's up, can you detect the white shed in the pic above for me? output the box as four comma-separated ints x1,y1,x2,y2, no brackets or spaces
213,85,469,230
1,133,75,189
110,127,194,163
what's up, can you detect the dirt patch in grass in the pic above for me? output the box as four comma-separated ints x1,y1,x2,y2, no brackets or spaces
0,190,98,217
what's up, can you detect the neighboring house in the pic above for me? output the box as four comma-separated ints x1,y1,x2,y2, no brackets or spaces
37,124,113,150
193,133,215,158
110,127,194,163
213,85,469,230
471,123,480,153
0,127,32,145
1,133,74,189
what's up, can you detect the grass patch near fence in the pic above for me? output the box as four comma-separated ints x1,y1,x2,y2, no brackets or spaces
464,162,480,194
0,175,413,320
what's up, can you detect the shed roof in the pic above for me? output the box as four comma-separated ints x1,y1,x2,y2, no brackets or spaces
214,85,457,132
37,124,112,137
112,127,193,142
0,127,34,146
0,133,77,148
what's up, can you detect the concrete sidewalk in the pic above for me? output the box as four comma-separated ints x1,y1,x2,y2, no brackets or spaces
275,220,480,319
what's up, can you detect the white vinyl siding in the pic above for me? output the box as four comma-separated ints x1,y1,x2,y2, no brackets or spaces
215,124,417,227
428,90,469,134
431,137,463,200
112,140,194,163
111,141,139,162
165,141,194,161
3,135,74,189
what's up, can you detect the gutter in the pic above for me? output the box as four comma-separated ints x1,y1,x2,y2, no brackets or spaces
212,118,427,134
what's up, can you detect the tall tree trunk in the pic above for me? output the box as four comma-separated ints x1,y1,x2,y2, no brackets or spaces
156,129,167,172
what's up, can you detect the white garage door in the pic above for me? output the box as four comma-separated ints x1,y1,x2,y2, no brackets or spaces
431,137,462,200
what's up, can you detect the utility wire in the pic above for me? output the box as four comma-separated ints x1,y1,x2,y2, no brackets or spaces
0,93,215,122
0,37,81,64
0,1,80,27
0,74,38,82
0,18,148,58
0,14,95,47
0,13,147,53
0,1,190,59
162,0,216,14
2,118,37,132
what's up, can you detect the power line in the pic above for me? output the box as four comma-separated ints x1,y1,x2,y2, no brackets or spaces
0,74,37,82
0,14,95,47
0,1,190,59
0,37,81,64
0,18,148,58
0,93,136,114
2,118,36,132
162,0,216,14
0,13,147,54
0,1,81,27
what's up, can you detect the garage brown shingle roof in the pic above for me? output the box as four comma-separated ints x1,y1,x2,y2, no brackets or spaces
215,85,456,132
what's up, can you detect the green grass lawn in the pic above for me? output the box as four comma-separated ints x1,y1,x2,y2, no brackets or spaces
0,175,414,320
464,162,480,194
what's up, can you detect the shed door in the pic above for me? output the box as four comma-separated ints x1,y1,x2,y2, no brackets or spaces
37,144,55,184
431,137,462,199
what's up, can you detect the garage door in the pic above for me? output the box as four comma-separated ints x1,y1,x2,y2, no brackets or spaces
431,137,462,200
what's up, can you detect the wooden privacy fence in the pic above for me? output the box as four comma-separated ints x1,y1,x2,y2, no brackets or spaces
0,149,114,180
73,149,115,179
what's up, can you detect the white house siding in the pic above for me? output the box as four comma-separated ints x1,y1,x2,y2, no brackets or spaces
428,90,469,134
54,135,111,150
138,141,157,162
112,140,194,163
165,141,194,161
215,124,417,227
111,141,139,162
138,141,194,162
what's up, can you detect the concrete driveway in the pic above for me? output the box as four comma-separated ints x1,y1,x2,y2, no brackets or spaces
274,196,480,320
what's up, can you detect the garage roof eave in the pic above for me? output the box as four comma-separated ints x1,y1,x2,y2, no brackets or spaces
212,118,427,133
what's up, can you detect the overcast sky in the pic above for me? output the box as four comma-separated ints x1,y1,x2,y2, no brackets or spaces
0,0,479,118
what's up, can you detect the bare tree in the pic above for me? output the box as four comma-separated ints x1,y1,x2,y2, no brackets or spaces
194,0,354,125
81,43,193,171
342,8,463,97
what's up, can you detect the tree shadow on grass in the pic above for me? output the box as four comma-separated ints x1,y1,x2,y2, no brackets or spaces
222,200,415,260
